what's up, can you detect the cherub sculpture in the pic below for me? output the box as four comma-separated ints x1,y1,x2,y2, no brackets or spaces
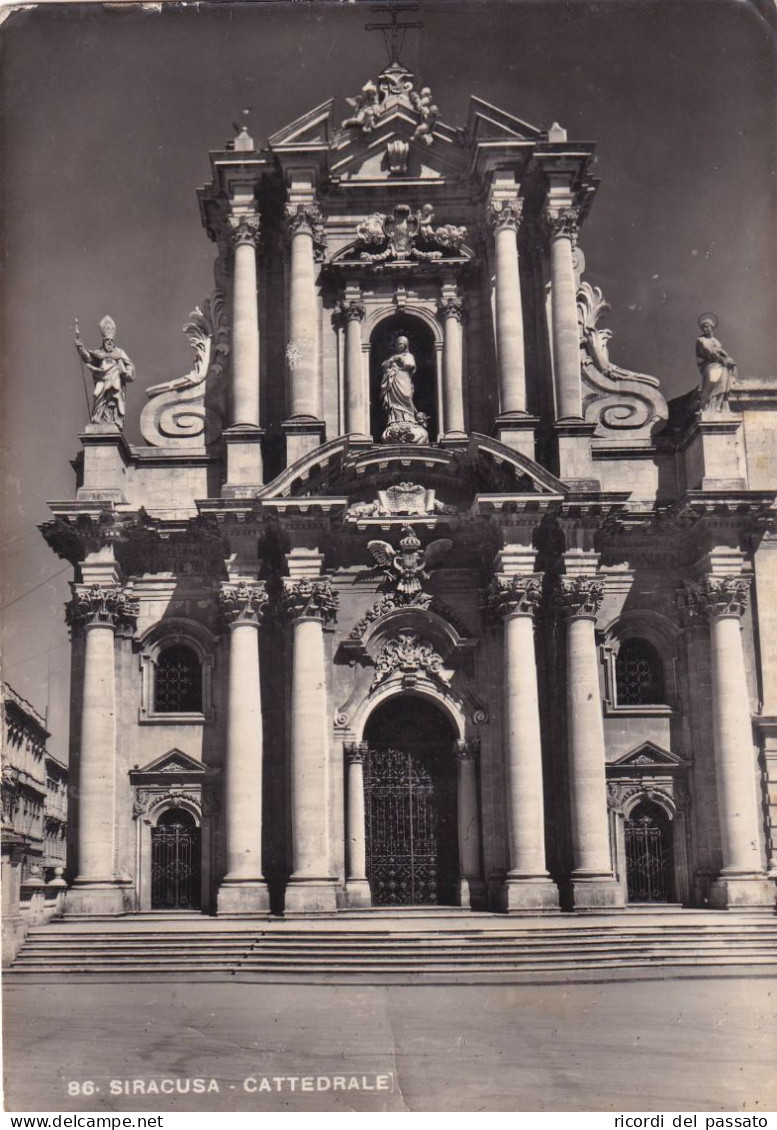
342,81,382,133
366,525,453,601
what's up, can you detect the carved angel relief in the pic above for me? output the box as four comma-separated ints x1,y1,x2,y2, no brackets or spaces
140,295,228,448
366,525,453,602
577,282,668,438
355,204,467,265
341,64,439,147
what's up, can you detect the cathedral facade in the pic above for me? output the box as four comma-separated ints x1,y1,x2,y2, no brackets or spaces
42,54,777,919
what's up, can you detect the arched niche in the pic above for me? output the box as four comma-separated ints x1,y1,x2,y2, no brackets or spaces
351,682,466,743
369,314,439,443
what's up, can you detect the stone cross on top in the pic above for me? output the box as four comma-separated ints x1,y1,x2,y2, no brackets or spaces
365,3,423,66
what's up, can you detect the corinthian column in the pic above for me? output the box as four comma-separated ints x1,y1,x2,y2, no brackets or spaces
217,582,270,914
544,206,582,420
344,742,370,906
284,202,326,464
486,574,559,911
225,212,264,489
281,575,339,912
682,576,771,907
554,572,621,909
340,299,368,436
438,292,466,437
488,197,527,418
65,584,138,916
454,739,486,908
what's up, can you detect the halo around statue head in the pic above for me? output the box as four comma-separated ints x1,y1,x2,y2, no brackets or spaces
698,312,718,330
99,314,117,339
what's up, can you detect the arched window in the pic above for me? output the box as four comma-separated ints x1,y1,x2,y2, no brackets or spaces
615,639,665,706
154,645,203,714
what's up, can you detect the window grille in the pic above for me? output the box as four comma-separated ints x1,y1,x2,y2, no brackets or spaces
154,645,203,713
615,639,664,706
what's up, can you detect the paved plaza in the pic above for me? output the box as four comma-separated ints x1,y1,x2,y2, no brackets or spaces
4,975,775,1112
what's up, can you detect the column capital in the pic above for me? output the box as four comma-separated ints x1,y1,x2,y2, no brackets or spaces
487,196,524,233
454,738,480,762
219,580,269,627
542,205,581,247
484,573,543,619
285,200,327,256
344,742,369,764
437,295,465,322
553,575,604,620
679,575,751,621
281,577,339,623
338,299,366,324
66,583,139,636
227,212,261,248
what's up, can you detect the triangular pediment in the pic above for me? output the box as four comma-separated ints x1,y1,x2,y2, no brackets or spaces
467,96,544,142
268,99,335,149
612,742,686,769
330,112,466,183
132,749,207,777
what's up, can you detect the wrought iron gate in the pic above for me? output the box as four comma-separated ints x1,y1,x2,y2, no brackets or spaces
151,810,201,910
364,746,456,906
625,811,672,903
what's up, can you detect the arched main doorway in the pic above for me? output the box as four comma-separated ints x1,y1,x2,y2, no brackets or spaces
369,315,438,443
625,801,674,903
151,807,201,910
362,696,458,905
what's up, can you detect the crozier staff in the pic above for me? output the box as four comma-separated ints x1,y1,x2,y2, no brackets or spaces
75,314,135,428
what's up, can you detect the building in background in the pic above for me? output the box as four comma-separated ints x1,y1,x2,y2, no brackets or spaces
1,684,68,960
39,37,776,921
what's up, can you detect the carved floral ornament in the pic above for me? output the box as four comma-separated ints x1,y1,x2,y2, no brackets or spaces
66,584,139,635
542,205,581,247
484,574,544,620
370,628,451,691
437,296,464,323
552,576,605,620
281,578,339,624
227,213,261,248
219,581,269,626
346,483,457,520
678,575,751,621
454,738,480,762
354,204,467,265
285,202,327,257
486,197,524,233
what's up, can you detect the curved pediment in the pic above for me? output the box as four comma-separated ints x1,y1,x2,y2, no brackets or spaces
257,434,568,512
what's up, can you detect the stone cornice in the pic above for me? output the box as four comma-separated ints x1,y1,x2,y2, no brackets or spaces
66,583,139,635
219,581,269,627
484,573,543,619
281,577,339,623
678,575,751,621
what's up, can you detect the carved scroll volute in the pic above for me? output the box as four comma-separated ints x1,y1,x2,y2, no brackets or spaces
139,294,229,448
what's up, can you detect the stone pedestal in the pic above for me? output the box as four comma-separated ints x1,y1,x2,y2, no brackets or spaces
76,425,131,503
684,576,773,908
282,576,339,913
283,419,327,467
554,420,599,490
555,570,622,910
487,574,559,912
344,743,371,907
217,583,271,915
679,414,747,492
223,427,264,496
65,583,138,917
494,415,540,461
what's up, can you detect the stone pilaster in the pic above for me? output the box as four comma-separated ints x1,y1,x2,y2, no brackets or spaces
554,570,622,909
438,290,466,438
281,575,339,912
453,739,487,909
340,298,369,437
225,212,264,489
485,574,559,911
283,201,326,465
344,742,370,907
65,583,139,916
681,576,772,907
217,581,271,914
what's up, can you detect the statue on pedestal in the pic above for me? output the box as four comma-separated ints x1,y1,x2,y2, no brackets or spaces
380,333,429,445
75,315,135,428
696,314,737,413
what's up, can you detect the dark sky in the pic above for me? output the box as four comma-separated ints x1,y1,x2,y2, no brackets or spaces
1,0,775,758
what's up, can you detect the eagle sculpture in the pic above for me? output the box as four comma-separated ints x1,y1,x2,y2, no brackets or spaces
366,525,453,600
